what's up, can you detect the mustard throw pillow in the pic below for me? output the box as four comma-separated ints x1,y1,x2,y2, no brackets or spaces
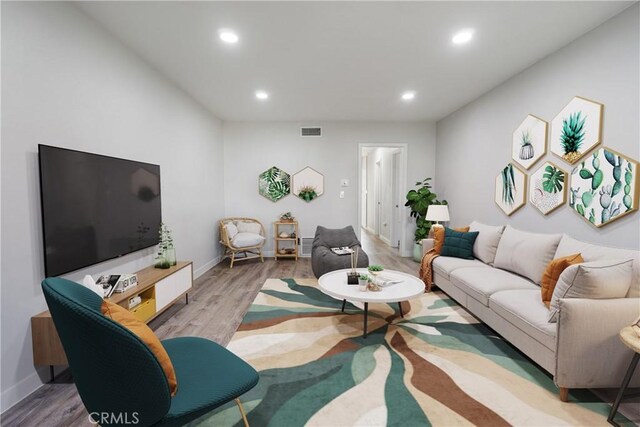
540,253,583,308
101,301,178,396
433,226,469,254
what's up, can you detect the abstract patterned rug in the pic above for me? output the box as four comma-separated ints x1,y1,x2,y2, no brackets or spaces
192,278,629,426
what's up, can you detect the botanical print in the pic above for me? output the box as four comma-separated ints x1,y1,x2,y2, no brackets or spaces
512,115,547,170
569,147,638,227
495,163,526,216
259,166,291,202
550,97,603,164
292,167,324,202
529,162,566,215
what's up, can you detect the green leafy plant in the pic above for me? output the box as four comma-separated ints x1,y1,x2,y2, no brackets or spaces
155,222,174,269
501,164,516,206
297,185,318,202
358,274,370,281
367,265,384,272
404,177,446,242
560,111,586,161
542,165,564,193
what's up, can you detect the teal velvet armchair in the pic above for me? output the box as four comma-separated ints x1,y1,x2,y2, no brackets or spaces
41,277,258,426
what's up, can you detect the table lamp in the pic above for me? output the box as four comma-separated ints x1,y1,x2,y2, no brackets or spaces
426,205,450,237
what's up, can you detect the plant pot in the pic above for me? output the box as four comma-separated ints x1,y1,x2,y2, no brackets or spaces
519,144,534,160
358,279,368,292
413,243,423,262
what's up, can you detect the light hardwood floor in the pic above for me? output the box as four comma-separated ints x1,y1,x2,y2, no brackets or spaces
1,230,419,427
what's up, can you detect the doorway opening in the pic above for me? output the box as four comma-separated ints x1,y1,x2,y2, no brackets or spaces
358,144,408,257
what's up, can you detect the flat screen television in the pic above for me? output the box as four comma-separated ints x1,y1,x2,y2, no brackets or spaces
38,144,162,277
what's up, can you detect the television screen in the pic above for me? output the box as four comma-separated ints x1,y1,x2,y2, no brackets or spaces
38,145,161,277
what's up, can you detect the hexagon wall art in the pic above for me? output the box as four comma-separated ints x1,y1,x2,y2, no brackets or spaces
292,167,324,202
258,166,290,202
569,147,638,227
529,161,567,215
550,96,603,164
512,114,547,170
495,163,527,216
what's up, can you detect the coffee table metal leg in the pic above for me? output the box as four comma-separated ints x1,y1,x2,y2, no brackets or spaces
363,303,368,338
341,299,346,313
608,352,640,426
398,302,404,318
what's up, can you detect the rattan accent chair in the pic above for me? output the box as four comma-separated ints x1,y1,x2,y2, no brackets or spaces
219,217,266,268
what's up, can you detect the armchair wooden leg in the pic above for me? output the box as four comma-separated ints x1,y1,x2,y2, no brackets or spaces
236,398,249,427
559,387,569,402
259,249,264,263
230,252,235,269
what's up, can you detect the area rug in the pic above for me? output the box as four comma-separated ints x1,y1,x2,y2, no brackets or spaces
192,278,629,426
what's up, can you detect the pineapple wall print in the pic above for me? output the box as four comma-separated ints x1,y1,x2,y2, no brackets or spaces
512,114,547,170
569,147,638,227
550,97,603,164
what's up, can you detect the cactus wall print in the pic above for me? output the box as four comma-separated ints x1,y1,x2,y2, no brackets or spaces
512,114,547,170
495,163,527,216
569,147,638,227
259,166,291,202
529,161,567,215
292,167,324,202
550,96,603,164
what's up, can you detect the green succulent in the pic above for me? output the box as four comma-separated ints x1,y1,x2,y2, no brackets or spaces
368,265,384,272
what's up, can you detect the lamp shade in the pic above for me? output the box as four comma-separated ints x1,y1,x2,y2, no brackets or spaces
425,205,450,222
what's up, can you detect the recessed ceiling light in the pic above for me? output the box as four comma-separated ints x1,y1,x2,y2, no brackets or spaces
452,29,474,45
401,91,416,101
255,90,269,100
219,30,239,44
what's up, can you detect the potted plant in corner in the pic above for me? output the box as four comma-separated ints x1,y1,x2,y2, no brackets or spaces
404,177,446,262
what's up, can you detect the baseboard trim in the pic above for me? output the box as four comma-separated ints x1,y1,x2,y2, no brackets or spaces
194,256,222,278
1,368,47,414
379,235,392,246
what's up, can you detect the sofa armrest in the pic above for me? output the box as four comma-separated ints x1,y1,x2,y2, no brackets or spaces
422,238,434,256
555,297,640,389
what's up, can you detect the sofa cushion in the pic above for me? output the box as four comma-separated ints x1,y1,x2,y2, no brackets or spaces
493,226,562,285
540,253,584,308
554,234,640,298
548,259,633,323
224,223,238,240
450,267,538,306
432,257,489,279
469,221,505,265
433,226,470,254
489,290,557,351
236,221,262,234
440,228,479,259
232,232,265,248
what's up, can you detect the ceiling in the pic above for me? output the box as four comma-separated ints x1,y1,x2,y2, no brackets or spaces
77,1,634,122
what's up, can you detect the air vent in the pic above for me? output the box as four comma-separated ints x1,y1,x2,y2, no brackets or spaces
300,127,322,137
300,237,314,256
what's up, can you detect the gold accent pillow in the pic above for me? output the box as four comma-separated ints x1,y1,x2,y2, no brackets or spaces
540,253,583,308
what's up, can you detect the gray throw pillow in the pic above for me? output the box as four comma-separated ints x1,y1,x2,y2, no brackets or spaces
469,221,505,265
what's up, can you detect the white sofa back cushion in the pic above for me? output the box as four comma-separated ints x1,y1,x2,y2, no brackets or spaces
548,259,634,322
493,225,562,285
554,234,640,298
469,221,505,265
236,221,262,234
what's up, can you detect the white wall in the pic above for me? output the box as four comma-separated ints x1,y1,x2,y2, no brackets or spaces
223,122,437,256
0,2,225,411
436,4,640,249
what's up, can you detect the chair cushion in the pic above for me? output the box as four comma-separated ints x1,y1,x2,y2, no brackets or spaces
224,223,239,239
540,253,583,308
101,301,178,396
236,221,261,234
440,228,479,259
432,257,489,279
232,232,265,248
451,267,538,306
161,337,259,426
469,221,505,265
493,225,562,285
489,290,557,351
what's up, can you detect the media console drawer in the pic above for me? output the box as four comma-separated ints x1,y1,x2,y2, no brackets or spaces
31,261,193,375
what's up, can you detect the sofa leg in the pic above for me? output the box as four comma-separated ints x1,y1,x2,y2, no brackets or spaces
235,398,249,427
559,387,569,402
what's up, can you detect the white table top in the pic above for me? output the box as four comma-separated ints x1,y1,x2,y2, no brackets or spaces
318,268,425,303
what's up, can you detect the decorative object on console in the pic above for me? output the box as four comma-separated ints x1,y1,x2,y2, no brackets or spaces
259,166,290,202
512,114,547,170
550,96,603,164
495,163,527,216
292,167,324,202
280,211,295,222
82,275,104,297
405,177,446,261
569,147,638,227
529,161,567,215
155,222,176,269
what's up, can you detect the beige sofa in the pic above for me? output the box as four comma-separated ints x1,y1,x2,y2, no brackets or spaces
422,222,640,400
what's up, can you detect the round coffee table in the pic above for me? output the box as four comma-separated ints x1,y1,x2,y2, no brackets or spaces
318,268,425,338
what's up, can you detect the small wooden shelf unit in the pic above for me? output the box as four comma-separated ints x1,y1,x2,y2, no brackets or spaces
31,261,193,373
274,221,299,261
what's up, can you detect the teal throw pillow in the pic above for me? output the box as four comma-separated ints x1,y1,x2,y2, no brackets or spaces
440,227,479,260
